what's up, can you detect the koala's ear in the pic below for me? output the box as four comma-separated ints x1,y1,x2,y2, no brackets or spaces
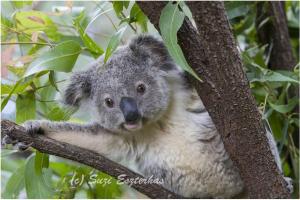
64,71,93,107
129,35,174,71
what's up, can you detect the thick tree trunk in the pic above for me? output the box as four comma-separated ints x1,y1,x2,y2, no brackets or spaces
137,1,291,198
256,1,297,71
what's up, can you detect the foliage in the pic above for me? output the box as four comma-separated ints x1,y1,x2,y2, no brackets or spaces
226,1,299,198
1,1,299,199
159,2,201,81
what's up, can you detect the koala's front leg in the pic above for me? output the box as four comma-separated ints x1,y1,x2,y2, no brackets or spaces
4,120,127,162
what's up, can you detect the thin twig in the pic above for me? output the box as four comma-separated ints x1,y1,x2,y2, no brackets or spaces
1,42,52,46
120,12,137,33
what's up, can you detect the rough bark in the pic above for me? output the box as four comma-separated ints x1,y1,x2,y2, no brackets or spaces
256,1,297,71
137,1,290,198
256,1,299,111
1,120,180,199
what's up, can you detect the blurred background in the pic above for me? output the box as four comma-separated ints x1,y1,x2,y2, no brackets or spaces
1,1,299,198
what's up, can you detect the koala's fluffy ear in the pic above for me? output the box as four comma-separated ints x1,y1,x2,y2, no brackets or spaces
64,70,93,107
129,35,174,71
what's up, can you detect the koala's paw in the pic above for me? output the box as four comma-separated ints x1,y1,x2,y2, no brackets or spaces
284,177,293,194
2,120,45,151
22,120,45,136
2,134,32,151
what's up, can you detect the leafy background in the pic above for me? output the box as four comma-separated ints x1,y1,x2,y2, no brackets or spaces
1,1,299,199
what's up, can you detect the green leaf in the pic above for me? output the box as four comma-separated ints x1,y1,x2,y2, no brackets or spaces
1,84,13,95
1,149,18,157
1,70,48,111
225,1,252,19
25,41,81,76
73,11,104,58
12,1,32,8
46,105,77,121
7,65,27,77
25,155,54,198
49,71,59,91
49,162,75,177
290,118,299,127
88,172,122,198
112,1,129,18
104,26,127,62
178,2,194,25
15,11,59,41
2,164,26,199
129,3,148,32
159,2,201,81
268,98,299,114
16,90,36,124
1,81,21,111
267,111,283,141
35,151,49,175
1,15,14,41
251,70,300,84
1,156,25,173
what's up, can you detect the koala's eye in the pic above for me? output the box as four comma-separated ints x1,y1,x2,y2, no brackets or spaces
105,98,114,108
136,83,146,94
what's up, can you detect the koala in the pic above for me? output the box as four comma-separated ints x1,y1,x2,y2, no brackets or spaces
3,35,292,198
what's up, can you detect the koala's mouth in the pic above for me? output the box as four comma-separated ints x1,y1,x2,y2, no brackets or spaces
123,120,142,131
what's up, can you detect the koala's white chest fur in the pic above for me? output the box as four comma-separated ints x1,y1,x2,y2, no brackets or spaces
120,89,244,198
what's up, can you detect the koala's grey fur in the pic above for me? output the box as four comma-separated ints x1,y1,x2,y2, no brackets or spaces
13,35,292,198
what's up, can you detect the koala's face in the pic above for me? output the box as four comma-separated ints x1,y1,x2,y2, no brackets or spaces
92,48,170,133
65,35,178,134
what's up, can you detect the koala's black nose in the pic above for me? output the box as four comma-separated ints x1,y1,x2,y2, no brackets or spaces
120,97,140,123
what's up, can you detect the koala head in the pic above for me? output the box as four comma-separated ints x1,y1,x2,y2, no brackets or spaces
64,35,182,133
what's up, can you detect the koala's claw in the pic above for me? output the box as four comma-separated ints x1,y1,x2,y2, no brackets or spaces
2,135,16,145
284,177,293,194
23,121,45,136
2,135,32,151
16,142,33,151
2,120,44,151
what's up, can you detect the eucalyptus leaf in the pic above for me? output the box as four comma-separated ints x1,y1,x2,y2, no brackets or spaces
73,11,104,58
35,151,49,175
49,162,75,177
1,84,13,95
15,11,59,41
7,65,27,77
251,70,300,84
1,149,18,157
159,2,201,81
1,15,14,41
1,81,21,111
1,70,49,111
112,1,129,18
25,155,54,198
25,41,81,76
129,3,148,32
268,98,299,114
225,2,251,20
2,164,26,199
12,1,32,8
49,71,59,92
46,105,77,121
16,90,36,124
90,172,122,198
104,26,127,62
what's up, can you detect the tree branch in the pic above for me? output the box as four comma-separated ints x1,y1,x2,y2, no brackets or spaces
256,1,297,71
137,1,290,198
1,119,180,199
256,1,299,111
